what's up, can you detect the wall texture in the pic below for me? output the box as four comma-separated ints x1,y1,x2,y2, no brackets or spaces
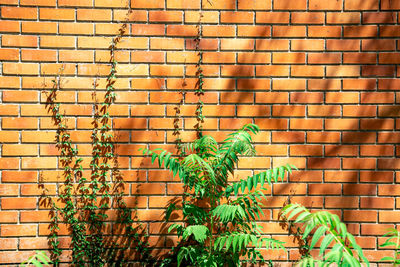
1,0,400,265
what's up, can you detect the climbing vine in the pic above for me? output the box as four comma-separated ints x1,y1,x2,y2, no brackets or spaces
194,10,205,138
40,5,149,266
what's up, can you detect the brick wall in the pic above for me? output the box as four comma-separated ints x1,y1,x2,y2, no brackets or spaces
1,0,400,265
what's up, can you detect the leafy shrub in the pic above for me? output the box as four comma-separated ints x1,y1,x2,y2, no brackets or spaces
281,203,369,267
141,123,295,266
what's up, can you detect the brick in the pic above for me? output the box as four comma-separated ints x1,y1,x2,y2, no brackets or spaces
273,52,305,64
273,0,306,10
59,22,93,35
291,12,324,24
202,0,235,10
58,0,92,6
167,25,197,36
167,0,199,9
40,36,75,48
381,26,400,37
2,197,36,210
150,38,184,50
39,8,75,20
1,6,37,19
362,40,395,51
326,196,359,208
272,132,305,143
256,12,289,23
291,65,324,77
256,66,289,77
381,0,400,9
308,26,341,37
309,0,342,10
272,105,305,117
22,157,57,169
0,131,19,142
291,92,322,104
238,0,270,10
343,105,376,117
0,21,19,33
77,9,112,21
309,184,341,195
308,132,341,144
307,105,340,117
273,26,306,37
291,119,323,130
290,145,323,156
221,39,254,50
327,40,359,51
343,210,377,222
238,26,271,37
327,12,360,24
345,0,379,10
308,53,341,64
185,11,218,23
362,66,395,77
361,92,394,103
1,225,37,237
2,35,37,48
256,92,288,103
343,184,377,195
221,65,254,77
273,79,306,90
0,238,17,249
363,12,396,23
256,39,289,51
343,53,376,64
3,144,38,156
292,40,324,51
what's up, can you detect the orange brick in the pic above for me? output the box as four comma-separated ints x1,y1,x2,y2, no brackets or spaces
345,0,379,10
291,92,323,104
3,63,38,75
273,26,306,37
272,105,305,117
291,12,324,24
150,38,184,50
291,65,324,77
132,24,165,36
291,119,323,130
308,53,341,64
39,8,75,20
256,65,289,77
77,9,111,21
256,92,288,103
58,0,92,6
308,26,341,37
256,39,289,51
40,36,75,48
292,40,324,51
307,132,340,143
59,22,94,35
221,65,254,77
167,25,197,36
202,26,235,37
21,49,57,62
20,0,56,5
2,197,37,210
238,25,271,37
326,66,360,77
221,39,254,50
1,225,37,237
363,12,396,23
94,0,126,7
343,52,376,64
381,0,400,9
1,6,37,19
254,119,288,130
309,184,341,195
221,11,253,23
202,0,235,10
273,52,305,64
290,145,323,156
21,157,57,169
0,77,20,89
256,12,289,23
327,39,360,51
0,21,19,33
343,105,376,117
220,92,253,103
166,0,199,9
326,196,359,208
362,65,395,77
344,210,377,222
273,79,306,90
239,0,270,10
273,0,306,10
361,92,394,104
380,26,400,37
361,171,393,183
327,12,360,24
3,144,38,156
344,26,378,37
131,0,165,9
185,11,219,23
2,35,37,47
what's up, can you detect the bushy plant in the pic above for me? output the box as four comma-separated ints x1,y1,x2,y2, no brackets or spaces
141,123,295,266
281,203,369,267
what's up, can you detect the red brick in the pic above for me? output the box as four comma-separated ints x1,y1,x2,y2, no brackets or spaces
238,25,271,37
239,0,271,10
343,53,376,64
308,105,340,117
256,66,289,77
380,26,400,37
273,26,306,37
343,105,376,117
361,92,394,103
1,225,37,237
308,158,340,169
308,53,341,64
309,26,341,37
343,210,377,222
327,39,359,51
272,132,305,143
363,12,396,23
202,26,235,37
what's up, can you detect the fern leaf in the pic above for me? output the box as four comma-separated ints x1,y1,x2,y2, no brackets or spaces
182,225,209,243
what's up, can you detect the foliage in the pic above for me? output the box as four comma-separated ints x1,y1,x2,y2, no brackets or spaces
141,123,294,266
380,228,400,265
281,203,369,267
40,7,149,266
20,251,51,267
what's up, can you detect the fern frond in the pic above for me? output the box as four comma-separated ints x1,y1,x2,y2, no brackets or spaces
281,203,369,267
140,147,182,177
225,164,295,197
212,204,247,223
182,225,209,243
182,154,216,184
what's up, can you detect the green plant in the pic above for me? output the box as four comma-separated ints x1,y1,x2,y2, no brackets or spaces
380,228,400,265
141,123,294,266
281,203,369,267
20,251,51,267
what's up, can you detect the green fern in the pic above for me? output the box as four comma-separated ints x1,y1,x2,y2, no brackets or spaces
142,123,293,266
281,203,369,267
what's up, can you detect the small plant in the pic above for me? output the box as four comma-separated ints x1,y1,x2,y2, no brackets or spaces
380,228,400,265
281,203,369,267
141,123,294,266
20,251,51,267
